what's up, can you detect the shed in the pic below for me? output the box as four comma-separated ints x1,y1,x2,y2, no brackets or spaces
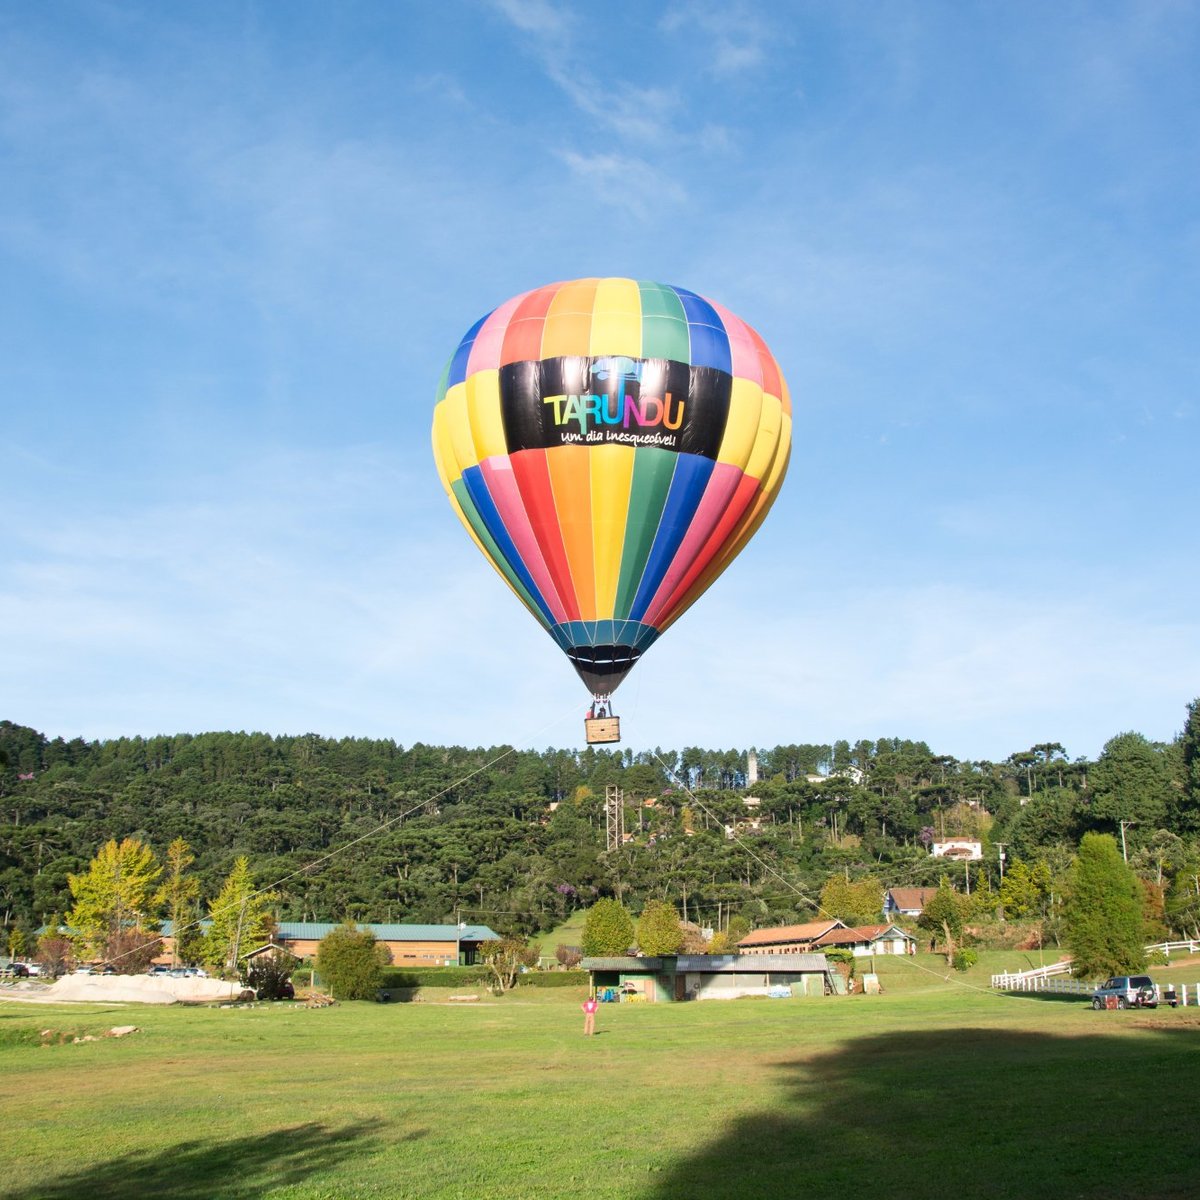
582,953,833,1001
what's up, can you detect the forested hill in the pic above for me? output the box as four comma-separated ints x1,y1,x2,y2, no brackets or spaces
2,705,1198,938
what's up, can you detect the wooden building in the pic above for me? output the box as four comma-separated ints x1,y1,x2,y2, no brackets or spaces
159,921,500,966
271,922,500,966
735,920,846,955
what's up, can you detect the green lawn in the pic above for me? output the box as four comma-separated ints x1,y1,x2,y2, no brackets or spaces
2,966,1198,1199
531,909,588,959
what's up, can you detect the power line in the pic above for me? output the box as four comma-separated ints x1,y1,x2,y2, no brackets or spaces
1,703,578,996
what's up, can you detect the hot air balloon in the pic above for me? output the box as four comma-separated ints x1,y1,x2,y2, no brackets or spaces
431,277,791,743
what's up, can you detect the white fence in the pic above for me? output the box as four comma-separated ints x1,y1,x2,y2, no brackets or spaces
995,975,1200,1005
991,940,1200,991
992,960,1073,987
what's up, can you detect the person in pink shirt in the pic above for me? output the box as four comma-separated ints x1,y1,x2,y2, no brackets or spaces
582,994,598,1036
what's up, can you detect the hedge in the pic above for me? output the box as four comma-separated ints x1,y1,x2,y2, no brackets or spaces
378,966,588,990
516,970,588,989
380,965,490,989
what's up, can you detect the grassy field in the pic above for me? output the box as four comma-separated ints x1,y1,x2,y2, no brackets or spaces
2,960,1199,1199
531,909,588,959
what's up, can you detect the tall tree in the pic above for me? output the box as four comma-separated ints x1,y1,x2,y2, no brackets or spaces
581,899,635,956
1064,833,1147,979
1176,698,1200,830
156,836,200,967
1089,732,1173,851
918,878,969,960
819,875,884,925
203,856,276,975
999,860,1040,919
66,837,162,961
636,900,684,955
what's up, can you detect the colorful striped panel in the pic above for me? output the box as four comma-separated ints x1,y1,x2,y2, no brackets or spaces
431,278,791,695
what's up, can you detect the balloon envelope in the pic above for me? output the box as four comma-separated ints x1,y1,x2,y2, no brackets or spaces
432,277,791,696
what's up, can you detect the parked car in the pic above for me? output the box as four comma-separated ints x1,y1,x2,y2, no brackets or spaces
1092,975,1158,1009
5,962,31,978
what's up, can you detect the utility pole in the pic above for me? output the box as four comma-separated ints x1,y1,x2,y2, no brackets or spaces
232,897,247,978
995,843,1007,885
1118,820,1134,862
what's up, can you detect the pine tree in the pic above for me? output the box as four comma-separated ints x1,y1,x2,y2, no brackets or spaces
1064,833,1147,979
1177,698,1200,830
1000,860,1039,919
1090,732,1173,846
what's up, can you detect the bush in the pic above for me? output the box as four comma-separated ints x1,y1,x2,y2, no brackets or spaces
952,948,979,972
36,925,73,980
241,950,294,1000
555,944,582,969
107,929,164,975
821,947,854,966
480,936,539,992
316,923,391,1000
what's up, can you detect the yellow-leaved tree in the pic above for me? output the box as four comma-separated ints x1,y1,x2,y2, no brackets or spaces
203,856,276,976
155,836,201,967
67,837,162,969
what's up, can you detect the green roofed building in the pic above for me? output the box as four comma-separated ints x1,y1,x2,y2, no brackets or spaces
159,921,501,967
582,954,835,1002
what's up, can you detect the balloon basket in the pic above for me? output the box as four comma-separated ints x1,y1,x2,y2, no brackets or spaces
585,716,621,744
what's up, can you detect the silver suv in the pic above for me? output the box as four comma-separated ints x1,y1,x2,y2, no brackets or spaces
1091,975,1157,1009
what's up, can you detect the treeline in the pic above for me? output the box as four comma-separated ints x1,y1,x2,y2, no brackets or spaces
2,701,1198,941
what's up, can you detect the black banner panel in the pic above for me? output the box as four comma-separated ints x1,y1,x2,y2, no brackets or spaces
500,356,732,460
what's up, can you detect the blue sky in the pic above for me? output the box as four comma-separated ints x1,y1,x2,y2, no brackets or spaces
1,1,1196,762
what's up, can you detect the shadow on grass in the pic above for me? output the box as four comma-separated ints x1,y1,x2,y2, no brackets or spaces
997,990,1091,1004
5,1119,389,1200
649,1026,1200,1200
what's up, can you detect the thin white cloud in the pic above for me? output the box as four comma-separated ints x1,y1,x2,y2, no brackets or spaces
557,150,686,217
485,0,683,145
486,0,572,40
660,1,776,77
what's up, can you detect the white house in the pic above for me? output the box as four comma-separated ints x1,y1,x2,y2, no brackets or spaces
815,924,916,957
931,839,983,860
